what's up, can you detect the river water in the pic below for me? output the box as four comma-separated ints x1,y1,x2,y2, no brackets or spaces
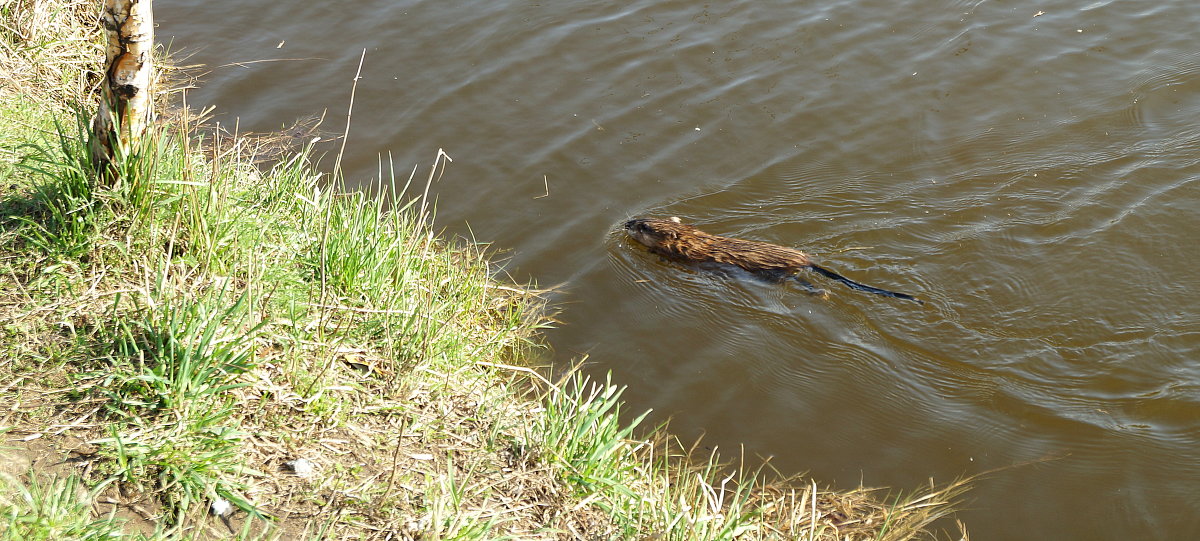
158,1,1200,538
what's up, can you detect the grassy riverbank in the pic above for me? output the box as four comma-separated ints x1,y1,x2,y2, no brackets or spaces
0,2,968,539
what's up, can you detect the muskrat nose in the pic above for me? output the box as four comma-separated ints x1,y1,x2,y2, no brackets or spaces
623,219,639,230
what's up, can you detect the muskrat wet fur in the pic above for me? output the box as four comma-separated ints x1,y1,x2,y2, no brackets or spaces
624,216,924,304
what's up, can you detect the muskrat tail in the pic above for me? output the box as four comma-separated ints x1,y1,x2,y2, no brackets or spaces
807,264,925,305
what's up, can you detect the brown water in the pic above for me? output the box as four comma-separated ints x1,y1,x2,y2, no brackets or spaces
159,0,1200,538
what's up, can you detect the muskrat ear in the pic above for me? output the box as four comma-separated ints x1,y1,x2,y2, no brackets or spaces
669,216,682,223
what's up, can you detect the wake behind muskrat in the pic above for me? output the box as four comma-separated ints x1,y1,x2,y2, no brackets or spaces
624,217,924,305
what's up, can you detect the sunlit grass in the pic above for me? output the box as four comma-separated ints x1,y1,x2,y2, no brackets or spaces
8,112,101,258
94,288,260,419
529,373,971,540
0,473,123,541
0,0,103,104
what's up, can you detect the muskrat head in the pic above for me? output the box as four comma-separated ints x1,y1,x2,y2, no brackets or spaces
624,216,684,248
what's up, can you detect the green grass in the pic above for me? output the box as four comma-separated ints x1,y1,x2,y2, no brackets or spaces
96,288,260,420
0,1,971,539
9,114,101,258
0,473,124,541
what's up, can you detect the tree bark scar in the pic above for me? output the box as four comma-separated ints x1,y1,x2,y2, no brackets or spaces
100,6,120,31
119,11,146,43
112,52,143,98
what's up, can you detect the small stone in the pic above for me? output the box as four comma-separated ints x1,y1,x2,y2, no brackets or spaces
284,458,315,477
210,497,232,517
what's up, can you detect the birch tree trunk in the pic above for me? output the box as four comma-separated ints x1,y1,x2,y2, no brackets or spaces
91,0,155,183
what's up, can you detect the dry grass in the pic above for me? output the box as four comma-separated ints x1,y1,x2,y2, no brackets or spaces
0,0,102,103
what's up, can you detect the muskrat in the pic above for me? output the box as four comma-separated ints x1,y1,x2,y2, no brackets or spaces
624,217,924,304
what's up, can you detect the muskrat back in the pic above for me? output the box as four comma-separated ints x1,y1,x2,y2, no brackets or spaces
624,217,812,275
623,216,924,304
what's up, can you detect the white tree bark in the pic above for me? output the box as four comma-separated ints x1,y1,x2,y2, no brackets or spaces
91,0,154,181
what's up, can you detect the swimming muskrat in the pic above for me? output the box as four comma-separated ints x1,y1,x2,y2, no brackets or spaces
624,217,924,304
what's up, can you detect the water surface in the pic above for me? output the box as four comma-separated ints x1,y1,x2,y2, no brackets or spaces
160,0,1200,538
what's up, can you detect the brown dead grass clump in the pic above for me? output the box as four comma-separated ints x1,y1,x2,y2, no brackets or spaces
0,0,103,103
